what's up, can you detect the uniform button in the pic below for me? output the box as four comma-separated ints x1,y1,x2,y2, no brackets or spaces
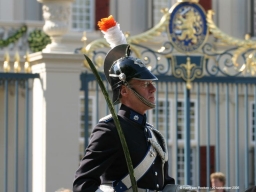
156,184,159,188
133,115,139,121
145,128,147,132
155,172,157,176
153,161,155,164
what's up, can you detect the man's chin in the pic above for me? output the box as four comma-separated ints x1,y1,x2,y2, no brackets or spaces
148,98,155,103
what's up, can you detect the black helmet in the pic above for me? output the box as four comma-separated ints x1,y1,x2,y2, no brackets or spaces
104,44,158,105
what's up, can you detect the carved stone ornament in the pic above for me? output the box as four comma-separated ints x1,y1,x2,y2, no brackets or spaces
38,0,73,52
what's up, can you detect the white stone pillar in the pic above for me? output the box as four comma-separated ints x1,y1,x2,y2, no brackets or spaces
30,52,83,192
117,0,147,35
37,0,74,52
216,0,246,39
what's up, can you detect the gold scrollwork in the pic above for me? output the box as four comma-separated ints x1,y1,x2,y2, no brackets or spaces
240,52,256,75
207,10,255,47
207,10,256,75
83,55,104,71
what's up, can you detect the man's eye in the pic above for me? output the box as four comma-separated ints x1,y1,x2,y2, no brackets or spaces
143,81,155,87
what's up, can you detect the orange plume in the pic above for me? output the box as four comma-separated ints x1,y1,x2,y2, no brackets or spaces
98,15,117,32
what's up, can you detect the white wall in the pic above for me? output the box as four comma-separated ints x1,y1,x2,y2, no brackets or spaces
212,0,247,39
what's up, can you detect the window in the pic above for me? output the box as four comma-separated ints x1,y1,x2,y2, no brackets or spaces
72,0,94,31
150,99,171,139
149,100,196,141
177,101,196,141
177,147,195,185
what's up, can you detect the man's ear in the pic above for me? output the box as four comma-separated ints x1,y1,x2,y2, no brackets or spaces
120,85,129,97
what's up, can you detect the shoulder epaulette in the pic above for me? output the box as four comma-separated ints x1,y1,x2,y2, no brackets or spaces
146,122,154,129
99,114,113,123
146,122,161,133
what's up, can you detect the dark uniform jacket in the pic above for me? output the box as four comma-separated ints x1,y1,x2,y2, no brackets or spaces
73,104,175,192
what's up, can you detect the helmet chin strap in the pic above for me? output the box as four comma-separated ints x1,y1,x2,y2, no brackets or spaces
126,83,156,108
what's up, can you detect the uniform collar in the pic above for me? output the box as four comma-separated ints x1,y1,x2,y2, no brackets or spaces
119,104,147,126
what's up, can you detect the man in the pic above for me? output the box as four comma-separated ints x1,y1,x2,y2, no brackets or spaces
73,44,175,192
210,172,226,192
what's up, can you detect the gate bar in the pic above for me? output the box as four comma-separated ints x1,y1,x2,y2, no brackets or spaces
244,85,248,189
175,83,178,181
15,80,19,192
196,83,200,186
206,83,210,188
4,80,9,192
235,84,239,191
155,83,159,129
165,82,168,141
96,83,99,122
84,82,89,148
25,80,29,192
184,85,191,185
254,85,256,185
225,84,230,187
215,84,220,172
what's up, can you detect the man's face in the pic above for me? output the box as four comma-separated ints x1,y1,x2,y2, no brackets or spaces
120,79,156,114
129,79,156,103
211,178,224,188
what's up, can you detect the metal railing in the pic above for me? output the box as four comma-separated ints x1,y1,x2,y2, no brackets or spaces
0,72,40,192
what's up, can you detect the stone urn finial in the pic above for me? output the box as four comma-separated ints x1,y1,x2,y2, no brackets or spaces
38,0,74,52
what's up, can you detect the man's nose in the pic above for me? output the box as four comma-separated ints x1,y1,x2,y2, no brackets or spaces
149,83,156,92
